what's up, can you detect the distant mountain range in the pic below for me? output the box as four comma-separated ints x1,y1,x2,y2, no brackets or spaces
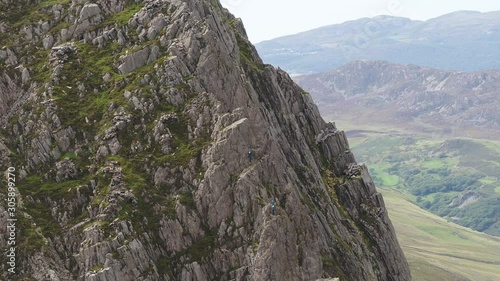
256,11,500,74
294,60,500,138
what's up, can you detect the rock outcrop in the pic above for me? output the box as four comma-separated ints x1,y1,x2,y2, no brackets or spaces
0,0,410,280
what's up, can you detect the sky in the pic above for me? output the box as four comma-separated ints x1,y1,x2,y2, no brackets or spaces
220,0,500,43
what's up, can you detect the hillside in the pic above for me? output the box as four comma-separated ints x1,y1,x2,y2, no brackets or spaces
351,133,500,237
292,60,500,237
255,11,500,74
294,60,500,138
380,188,500,281
0,0,410,280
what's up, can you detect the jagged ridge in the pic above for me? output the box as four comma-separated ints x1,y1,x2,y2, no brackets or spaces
0,0,410,280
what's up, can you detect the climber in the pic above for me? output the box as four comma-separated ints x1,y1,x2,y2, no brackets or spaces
271,199,276,215
248,150,255,161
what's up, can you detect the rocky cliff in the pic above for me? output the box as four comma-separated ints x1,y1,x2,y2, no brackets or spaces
294,60,500,137
0,1,410,280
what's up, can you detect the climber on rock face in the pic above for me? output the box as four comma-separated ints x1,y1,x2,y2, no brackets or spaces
271,199,276,215
248,150,255,161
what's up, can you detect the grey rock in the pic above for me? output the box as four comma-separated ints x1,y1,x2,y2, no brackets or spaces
0,1,411,281
0,141,10,167
55,158,79,182
79,4,101,22
123,90,132,99
74,3,103,37
344,163,362,179
108,137,121,155
20,67,31,85
3,48,18,65
97,145,110,158
146,26,158,40
102,73,111,82
117,45,161,74
130,96,143,110
48,269,61,281
59,27,73,42
117,30,126,46
43,34,55,50
23,25,33,41
51,43,77,63
0,22,7,33
150,15,167,30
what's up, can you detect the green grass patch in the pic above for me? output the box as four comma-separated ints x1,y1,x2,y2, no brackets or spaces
90,184,110,207
40,0,72,8
17,213,46,252
89,265,104,272
320,254,337,271
153,115,211,168
74,42,124,80
106,156,147,193
380,188,500,280
53,41,168,130
28,49,51,83
180,230,217,262
480,177,497,185
61,151,77,160
19,174,87,200
178,192,195,209
301,194,316,211
378,172,399,186
51,40,167,129
101,2,144,27
475,138,500,154
156,256,173,278
161,198,177,218
368,164,400,187
353,133,500,235
235,33,264,72
421,159,444,169
22,200,61,238
50,21,71,35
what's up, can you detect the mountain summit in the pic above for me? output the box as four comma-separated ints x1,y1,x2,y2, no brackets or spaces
0,0,410,280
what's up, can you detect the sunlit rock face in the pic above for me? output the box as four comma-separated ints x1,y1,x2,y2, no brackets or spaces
0,0,410,280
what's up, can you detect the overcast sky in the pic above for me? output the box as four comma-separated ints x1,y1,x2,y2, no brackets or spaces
220,0,500,43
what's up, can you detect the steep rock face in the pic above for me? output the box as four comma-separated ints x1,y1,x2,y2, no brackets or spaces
0,0,410,280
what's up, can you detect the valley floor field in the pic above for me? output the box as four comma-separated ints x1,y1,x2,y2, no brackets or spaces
327,119,500,280
380,188,500,281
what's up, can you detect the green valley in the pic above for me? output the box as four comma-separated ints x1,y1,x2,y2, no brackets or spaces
381,187,500,281
349,131,500,236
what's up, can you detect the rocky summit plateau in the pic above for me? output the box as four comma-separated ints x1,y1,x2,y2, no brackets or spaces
0,0,410,280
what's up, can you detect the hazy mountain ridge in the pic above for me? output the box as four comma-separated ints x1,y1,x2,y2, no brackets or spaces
295,60,500,135
256,11,500,74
